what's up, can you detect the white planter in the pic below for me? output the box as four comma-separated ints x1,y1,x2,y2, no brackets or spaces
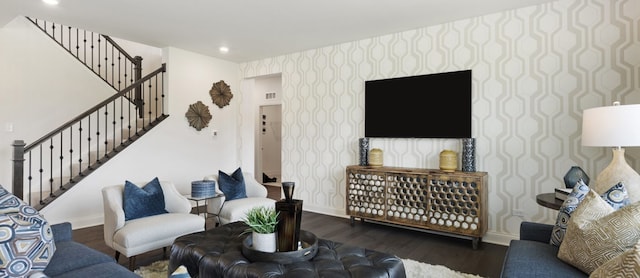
252,232,276,253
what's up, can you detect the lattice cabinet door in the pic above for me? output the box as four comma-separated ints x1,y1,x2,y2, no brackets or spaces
426,173,487,240
346,169,386,221
346,165,488,249
385,173,429,226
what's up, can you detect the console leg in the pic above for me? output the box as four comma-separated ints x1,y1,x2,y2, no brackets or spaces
472,237,481,250
350,216,355,226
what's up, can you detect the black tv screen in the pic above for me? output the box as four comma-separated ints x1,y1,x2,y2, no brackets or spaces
364,70,471,138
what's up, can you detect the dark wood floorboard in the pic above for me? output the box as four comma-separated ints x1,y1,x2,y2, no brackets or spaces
71,184,507,277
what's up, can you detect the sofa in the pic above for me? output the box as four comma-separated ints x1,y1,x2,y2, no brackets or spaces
102,179,205,269
500,221,586,277
0,183,137,277
43,222,138,278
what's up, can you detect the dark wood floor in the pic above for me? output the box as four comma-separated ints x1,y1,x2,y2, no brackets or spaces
72,185,507,277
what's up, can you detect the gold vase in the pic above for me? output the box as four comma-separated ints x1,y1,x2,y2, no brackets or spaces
439,150,458,172
369,148,383,167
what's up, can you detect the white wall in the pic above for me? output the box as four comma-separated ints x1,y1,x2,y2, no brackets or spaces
252,75,282,180
4,0,639,245
238,74,283,182
0,17,243,227
240,0,640,245
39,47,242,227
0,17,115,189
253,75,283,104
112,38,163,76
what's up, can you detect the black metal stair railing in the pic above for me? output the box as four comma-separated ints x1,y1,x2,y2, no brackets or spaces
12,64,168,210
27,17,143,94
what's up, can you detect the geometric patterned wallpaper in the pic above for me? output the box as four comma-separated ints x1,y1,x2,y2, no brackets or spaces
240,0,640,241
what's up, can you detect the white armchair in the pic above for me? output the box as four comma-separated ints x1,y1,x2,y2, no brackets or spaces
205,172,276,226
102,180,204,269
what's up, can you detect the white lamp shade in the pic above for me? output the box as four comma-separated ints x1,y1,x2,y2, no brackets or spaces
581,104,640,147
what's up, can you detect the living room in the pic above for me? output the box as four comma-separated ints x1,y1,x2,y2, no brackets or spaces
1,0,639,277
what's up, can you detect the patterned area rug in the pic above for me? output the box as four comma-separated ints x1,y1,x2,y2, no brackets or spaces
403,259,483,278
135,259,484,278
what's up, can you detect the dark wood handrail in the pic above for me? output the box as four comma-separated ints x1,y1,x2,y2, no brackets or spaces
26,17,143,92
102,35,136,62
27,17,137,65
24,64,166,152
14,17,169,208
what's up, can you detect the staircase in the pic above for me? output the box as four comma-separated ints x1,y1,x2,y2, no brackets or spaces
11,17,169,210
27,17,144,93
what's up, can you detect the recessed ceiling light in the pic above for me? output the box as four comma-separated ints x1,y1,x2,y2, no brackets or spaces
219,47,229,54
42,0,59,5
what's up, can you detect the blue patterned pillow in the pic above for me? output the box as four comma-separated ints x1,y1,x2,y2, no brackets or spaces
123,178,168,221
0,185,56,277
550,180,630,246
218,168,247,201
600,182,630,209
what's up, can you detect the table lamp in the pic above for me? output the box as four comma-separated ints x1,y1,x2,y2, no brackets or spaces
581,101,640,202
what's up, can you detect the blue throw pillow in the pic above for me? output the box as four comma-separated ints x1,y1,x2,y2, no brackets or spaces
218,168,247,201
550,180,630,246
123,177,168,221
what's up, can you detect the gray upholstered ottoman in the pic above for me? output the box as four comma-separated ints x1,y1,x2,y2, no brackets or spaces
169,221,405,278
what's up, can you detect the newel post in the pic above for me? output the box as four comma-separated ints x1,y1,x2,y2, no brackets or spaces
134,55,144,118
12,140,25,199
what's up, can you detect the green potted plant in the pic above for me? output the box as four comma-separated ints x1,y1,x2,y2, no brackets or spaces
243,206,279,252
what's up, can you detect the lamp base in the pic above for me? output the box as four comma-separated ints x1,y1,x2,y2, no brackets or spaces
593,148,640,203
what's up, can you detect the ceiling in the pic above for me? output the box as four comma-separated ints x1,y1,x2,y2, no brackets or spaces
1,0,557,63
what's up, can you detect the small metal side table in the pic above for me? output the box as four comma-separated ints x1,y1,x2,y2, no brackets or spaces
187,193,224,229
535,193,563,210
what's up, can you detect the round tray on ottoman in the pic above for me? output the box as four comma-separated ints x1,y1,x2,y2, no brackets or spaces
241,230,318,264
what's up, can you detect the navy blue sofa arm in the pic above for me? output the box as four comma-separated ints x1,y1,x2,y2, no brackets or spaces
520,221,553,243
50,222,73,242
501,221,586,277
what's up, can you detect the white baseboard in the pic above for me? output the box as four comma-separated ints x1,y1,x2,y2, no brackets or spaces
71,215,104,230
482,231,516,246
303,204,346,218
301,207,514,246
46,213,103,230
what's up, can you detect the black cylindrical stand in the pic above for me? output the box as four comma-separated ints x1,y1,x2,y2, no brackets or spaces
276,199,303,252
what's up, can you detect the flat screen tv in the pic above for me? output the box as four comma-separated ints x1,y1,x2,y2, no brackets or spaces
364,70,471,138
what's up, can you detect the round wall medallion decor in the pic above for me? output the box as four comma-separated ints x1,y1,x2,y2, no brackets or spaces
209,80,233,108
185,101,212,131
